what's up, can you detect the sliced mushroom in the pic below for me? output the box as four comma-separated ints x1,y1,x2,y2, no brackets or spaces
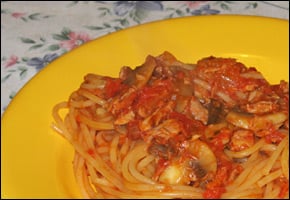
158,139,217,186
120,55,157,88
226,111,287,131
207,99,224,124
188,139,217,173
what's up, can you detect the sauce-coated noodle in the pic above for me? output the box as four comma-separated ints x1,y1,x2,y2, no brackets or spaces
52,52,289,199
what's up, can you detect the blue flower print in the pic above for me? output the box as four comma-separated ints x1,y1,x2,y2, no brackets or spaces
113,1,135,16
27,53,58,70
113,1,163,16
191,4,220,15
136,1,163,11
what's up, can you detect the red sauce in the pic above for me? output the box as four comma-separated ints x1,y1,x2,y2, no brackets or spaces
104,77,127,98
97,52,288,198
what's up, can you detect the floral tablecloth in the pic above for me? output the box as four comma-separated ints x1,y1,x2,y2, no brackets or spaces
1,1,289,116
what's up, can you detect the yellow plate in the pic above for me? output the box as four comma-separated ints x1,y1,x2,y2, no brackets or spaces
1,15,289,198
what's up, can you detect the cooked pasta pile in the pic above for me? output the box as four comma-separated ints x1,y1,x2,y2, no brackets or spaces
52,52,289,199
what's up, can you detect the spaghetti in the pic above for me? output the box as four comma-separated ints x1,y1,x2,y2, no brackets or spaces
52,52,289,199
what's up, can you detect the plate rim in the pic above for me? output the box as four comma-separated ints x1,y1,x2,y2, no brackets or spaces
1,14,289,198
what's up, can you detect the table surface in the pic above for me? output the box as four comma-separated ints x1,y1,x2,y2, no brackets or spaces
1,1,289,116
